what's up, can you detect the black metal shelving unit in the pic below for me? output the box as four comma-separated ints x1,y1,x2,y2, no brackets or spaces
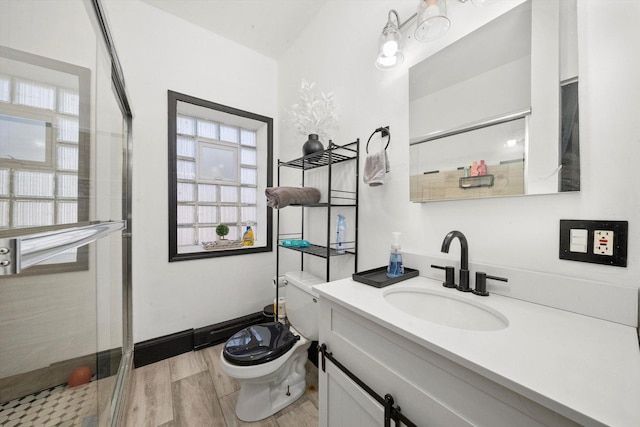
275,140,359,290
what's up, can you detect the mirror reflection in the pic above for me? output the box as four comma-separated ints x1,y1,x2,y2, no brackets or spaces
409,0,579,202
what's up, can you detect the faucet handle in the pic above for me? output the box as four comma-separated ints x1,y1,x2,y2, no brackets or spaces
430,264,457,288
473,272,508,296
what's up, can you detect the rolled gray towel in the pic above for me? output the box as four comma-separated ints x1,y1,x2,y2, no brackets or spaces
265,187,321,209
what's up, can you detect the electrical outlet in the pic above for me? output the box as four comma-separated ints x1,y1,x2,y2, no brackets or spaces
559,220,628,267
593,230,614,256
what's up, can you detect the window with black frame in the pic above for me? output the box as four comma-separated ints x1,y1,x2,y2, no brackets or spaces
168,91,272,261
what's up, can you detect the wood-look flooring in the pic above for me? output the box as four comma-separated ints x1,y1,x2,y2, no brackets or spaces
123,343,319,427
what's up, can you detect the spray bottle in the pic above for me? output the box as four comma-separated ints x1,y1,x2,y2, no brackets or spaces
386,232,404,278
336,215,346,254
242,222,254,246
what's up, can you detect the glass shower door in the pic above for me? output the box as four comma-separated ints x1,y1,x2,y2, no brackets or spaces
0,0,132,425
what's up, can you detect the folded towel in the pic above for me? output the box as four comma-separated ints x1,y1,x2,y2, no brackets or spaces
363,149,389,186
265,187,321,209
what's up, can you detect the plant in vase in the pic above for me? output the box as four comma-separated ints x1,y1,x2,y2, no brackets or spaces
287,79,339,156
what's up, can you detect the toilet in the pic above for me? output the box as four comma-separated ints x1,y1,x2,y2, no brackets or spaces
220,271,323,422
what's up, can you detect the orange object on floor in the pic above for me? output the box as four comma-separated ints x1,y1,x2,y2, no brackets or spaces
68,366,92,387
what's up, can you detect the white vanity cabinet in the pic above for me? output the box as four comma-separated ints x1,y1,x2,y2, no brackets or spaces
318,297,581,427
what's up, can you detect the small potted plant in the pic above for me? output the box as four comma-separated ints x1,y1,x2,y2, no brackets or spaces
216,224,229,240
287,79,339,155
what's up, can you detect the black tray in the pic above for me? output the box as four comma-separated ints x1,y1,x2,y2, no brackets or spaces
352,266,419,288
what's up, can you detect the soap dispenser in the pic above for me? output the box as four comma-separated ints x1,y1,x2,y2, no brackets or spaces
386,232,404,278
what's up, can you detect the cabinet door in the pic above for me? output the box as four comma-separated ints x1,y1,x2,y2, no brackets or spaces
319,361,384,427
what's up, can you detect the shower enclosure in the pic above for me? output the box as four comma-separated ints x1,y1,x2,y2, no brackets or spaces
0,0,133,425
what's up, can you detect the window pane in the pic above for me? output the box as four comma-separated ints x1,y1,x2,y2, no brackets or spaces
197,119,218,139
0,75,9,103
198,205,217,223
177,182,195,202
57,116,79,143
14,78,55,110
13,170,54,197
199,145,237,181
177,159,196,180
57,88,79,116
226,226,239,241
57,173,77,198
241,148,257,166
0,169,8,195
0,114,48,162
57,145,78,171
57,201,77,224
199,227,217,243
0,200,8,227
241,187,256,204
177,227,196,246
220,206,237,223
177,136,195,158
13,200,54,227
177,115,195,136
177,205,195,224
240,168,257,185
240,129,256,147
241,206,257,223
220,186,238,203
220,125,239,143
198,184,217,202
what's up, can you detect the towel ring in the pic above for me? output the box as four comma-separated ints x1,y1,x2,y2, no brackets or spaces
366,126,390,153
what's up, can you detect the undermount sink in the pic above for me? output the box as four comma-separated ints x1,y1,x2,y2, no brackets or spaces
383,287,509,331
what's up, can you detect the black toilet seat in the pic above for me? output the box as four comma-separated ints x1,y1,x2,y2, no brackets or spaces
223,322,300,366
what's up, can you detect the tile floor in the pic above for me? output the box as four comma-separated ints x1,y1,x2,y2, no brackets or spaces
0,379,106,427
122,343,319,426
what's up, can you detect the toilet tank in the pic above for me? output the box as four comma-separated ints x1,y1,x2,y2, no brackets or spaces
284,271,324,340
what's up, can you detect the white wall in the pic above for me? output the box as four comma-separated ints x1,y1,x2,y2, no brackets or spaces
103,0,278,343
279,0,639,294
103,0,638,345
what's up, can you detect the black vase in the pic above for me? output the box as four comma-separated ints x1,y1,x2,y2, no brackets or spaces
302,134,324,156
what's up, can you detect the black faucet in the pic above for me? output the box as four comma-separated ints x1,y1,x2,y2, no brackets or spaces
440,230,471,292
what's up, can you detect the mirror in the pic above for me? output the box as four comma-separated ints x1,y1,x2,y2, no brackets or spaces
409,0,579,202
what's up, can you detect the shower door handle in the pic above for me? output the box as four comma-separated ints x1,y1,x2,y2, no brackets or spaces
0,220,125,276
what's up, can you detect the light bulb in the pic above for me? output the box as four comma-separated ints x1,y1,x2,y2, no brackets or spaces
382,40,398,57
505,139,517,148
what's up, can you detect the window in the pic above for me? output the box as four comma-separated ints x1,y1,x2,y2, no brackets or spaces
168,91,272,261
0,46,90,274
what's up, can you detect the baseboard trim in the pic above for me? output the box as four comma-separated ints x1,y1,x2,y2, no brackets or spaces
134,329,194,368
133,311,265,368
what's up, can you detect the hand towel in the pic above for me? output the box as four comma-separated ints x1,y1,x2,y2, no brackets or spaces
265,186,321,209
363,149,389,186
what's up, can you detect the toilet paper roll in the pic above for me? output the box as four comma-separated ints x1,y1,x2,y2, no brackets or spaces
272,276,287,287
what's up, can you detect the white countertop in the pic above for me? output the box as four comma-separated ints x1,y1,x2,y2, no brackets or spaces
315,276,640,427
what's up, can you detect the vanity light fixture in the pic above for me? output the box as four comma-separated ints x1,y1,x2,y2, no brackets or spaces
414,0,451,42
375,10,405,70
376,0,492,70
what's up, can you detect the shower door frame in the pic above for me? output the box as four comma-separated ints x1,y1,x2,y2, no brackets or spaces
89,0,134,425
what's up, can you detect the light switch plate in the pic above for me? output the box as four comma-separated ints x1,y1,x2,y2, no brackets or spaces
559,220,628,267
